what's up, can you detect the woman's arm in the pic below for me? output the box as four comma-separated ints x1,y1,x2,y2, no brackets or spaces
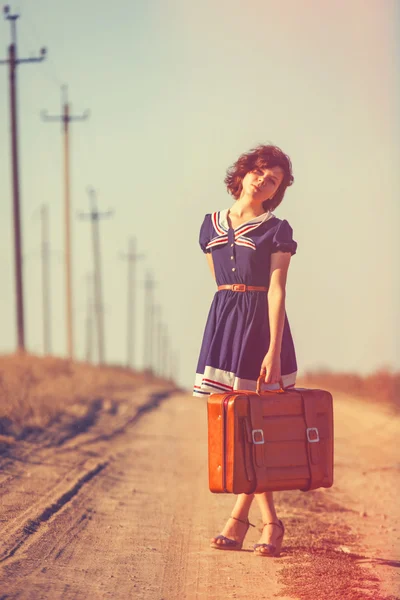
261,251,292,383
206,253,216,280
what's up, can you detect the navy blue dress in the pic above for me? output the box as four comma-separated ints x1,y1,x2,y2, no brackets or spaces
193,208,298,397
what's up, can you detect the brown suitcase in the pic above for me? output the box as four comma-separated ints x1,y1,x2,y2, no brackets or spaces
207,377,334,494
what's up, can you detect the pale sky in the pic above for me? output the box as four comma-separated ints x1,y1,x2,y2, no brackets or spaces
0,0,399,390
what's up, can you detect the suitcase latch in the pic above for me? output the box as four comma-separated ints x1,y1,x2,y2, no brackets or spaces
251,429,264,445
306,427,320,443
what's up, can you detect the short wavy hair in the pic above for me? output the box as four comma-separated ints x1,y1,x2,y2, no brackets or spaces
224,144,294,212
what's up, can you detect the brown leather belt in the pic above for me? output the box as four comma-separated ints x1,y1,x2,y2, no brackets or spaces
217,284,268,292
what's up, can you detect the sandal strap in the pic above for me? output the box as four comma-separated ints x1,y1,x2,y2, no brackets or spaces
230,515,255,528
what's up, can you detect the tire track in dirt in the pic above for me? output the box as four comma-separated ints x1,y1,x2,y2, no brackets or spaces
0,388,177,572
51,388,179,452
0,459,107,563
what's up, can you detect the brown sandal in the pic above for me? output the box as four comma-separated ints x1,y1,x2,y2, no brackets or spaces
253,520,285,557
210,516,255,551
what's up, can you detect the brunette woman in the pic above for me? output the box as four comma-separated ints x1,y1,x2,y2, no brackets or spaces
193,144,297,556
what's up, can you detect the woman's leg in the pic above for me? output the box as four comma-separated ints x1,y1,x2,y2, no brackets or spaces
210,493,254,546
253,491,283,547
254,491,278,523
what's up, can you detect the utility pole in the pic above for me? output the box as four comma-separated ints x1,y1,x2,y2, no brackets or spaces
143,271,156,374
155,304,163,377
120,237,144,369
0,6,46,351
42,85,89,361
171,350,178,383
161,322,168,380
165,326,172,381
40,205,51,354
170,347,175,381
153,303,161,376
79,188,113,365
85,273,93,363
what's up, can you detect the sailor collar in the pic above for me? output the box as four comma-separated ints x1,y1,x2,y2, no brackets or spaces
206,208,275,251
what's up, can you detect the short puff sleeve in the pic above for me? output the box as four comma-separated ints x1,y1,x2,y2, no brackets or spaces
271,219,297,255
199,214,212,253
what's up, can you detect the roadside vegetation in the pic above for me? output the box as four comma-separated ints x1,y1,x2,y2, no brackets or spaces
0,353,168,449
300,368,400,413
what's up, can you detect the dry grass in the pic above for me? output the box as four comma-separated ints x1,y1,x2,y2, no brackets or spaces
0,352,169,444
300,368,400,413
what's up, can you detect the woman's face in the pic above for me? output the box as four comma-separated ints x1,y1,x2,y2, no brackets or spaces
241,166,284,202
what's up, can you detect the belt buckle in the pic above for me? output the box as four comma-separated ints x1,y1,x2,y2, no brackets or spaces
232,284,246,292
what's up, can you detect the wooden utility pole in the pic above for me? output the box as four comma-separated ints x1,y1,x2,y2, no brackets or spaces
153,303,161,376
143,271,156,374
40,205,51,354
0,6,46,351
171,350,178,383
120,238,144,369
41,85,89,361
161,322,168,379
85,273,93,363
175,352,179,383
79,188,113,365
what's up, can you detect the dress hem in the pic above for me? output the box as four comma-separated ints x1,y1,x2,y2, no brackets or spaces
193,365,297,397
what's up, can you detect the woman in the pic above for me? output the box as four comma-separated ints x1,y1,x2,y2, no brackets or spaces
193,144,298,556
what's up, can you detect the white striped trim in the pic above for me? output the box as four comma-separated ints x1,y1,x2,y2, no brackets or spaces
193,366,297,397
206,235,229,250
212,211,228,234
206,209,275,252
235,236,256,250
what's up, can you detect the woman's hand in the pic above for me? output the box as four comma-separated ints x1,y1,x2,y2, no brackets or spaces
260,349,281,384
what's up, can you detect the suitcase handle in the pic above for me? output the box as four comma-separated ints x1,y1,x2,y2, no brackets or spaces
256,375,286,395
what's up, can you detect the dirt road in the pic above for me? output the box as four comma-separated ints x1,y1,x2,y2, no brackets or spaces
0,384,399,599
